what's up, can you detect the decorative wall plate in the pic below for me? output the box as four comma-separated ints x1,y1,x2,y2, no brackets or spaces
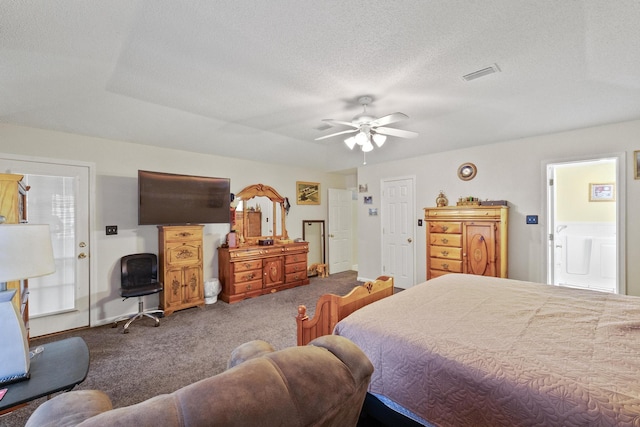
457,162,477,181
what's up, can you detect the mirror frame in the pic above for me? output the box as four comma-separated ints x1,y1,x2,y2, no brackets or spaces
236,183,288,245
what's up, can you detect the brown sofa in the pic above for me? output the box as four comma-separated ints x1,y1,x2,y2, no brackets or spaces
25,335,373,427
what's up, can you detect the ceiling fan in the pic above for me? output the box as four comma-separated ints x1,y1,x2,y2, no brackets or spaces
315,96,418,154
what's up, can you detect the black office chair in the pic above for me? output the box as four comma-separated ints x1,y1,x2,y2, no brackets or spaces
112,253,164,333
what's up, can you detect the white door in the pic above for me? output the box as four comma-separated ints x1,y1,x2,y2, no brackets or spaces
0,156,91,336
546,156,624,294
328,188,352,274
382,177,415,288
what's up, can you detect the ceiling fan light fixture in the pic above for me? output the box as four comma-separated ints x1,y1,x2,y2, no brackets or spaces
355,131,368,146
344,136,356,150
361,139,374,152
372,133,386,147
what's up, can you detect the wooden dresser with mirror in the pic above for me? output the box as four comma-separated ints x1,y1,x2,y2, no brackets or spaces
218,184,309,303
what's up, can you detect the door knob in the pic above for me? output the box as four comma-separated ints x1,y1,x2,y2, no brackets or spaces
78,252,87,259
407,238,413,243
79,242,86,248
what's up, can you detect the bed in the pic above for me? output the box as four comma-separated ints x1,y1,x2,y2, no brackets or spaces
314,273,640,426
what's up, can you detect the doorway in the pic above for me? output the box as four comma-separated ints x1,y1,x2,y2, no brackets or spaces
0,154,93,336
546,155,625,294
303,220,325,276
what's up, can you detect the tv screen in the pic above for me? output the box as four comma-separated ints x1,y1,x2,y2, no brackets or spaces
138,170,230,225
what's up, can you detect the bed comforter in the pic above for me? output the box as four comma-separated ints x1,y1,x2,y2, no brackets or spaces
333,274,640,426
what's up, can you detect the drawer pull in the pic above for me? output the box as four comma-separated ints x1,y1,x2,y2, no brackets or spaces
442,225,448,232
442,263,449,270
441,251,449,257
246,284,252,290
441,238,449,244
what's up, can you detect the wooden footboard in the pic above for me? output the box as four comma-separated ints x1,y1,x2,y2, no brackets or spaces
296,276,394,346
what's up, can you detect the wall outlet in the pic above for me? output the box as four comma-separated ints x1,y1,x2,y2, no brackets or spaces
418,219,423,226
526,215,538,225
106,225,118,235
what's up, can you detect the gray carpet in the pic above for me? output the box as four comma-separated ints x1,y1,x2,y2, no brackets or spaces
2,271,362,426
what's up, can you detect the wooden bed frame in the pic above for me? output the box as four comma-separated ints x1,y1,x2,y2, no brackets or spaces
296,276,394,346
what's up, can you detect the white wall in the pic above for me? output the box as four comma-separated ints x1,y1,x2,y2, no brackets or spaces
0,124,347,327
357,119,640,296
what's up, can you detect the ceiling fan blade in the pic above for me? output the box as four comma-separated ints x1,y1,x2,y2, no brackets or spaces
315,128,358,141
375,127,419,139
370,112,408,127
322,119,359,128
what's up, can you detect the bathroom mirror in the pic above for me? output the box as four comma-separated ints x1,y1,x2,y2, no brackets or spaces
235,184,288,245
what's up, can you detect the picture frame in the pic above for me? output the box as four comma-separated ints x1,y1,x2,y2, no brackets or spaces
368,208,378,216
363,196,373,204
634,150,640,180
358,184,368,193
589,183,615,202
296,181,320,205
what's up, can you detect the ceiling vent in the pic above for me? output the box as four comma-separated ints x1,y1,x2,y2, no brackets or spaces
462,64,501,82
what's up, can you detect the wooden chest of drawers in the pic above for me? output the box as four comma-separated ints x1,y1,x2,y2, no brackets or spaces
424,206,508,280
158,225,205,315
218,242,309,303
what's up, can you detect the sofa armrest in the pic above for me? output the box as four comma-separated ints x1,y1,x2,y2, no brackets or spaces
25,390,112,427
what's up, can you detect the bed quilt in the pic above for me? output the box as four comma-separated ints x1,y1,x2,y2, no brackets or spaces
334,274,640,426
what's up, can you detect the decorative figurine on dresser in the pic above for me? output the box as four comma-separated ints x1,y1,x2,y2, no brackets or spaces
424,203,508,280
218,184,309,303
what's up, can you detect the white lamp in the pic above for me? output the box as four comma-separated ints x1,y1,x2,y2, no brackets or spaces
361,138,374,153
0,224,55,385
355,131,368,146
344,136,357,150
372,133,387,147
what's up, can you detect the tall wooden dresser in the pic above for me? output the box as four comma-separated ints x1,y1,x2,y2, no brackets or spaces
158,225,205,315
218,242,309,303
0,173,30,330
424,205,508,279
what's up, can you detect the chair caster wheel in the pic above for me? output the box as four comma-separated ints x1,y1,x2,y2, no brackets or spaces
123,329,129,334
154,323,159,327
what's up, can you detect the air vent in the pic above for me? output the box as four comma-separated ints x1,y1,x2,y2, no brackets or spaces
462,63,501,81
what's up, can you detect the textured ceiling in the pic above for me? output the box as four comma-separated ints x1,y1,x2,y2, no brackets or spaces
1,1,640,172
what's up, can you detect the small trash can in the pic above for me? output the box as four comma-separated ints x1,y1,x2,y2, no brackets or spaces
204,278,221,304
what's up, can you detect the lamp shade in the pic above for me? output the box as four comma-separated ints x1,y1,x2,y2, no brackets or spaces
372,133,387,147
344,136,357,150
0,224,56,283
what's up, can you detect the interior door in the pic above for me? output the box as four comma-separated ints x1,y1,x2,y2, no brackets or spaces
381,177,415,288
0,156,91,336
328,188,352,274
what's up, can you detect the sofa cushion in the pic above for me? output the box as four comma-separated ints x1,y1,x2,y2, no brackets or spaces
25,390,112,427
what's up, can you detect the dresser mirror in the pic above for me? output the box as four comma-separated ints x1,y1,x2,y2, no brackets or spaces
235,184,288,245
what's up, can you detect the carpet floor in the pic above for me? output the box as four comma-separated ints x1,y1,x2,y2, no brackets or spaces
2,270,363,426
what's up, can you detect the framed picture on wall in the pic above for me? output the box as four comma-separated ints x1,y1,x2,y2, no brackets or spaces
589,183,615,202
296,181,320,205
635,150,640,180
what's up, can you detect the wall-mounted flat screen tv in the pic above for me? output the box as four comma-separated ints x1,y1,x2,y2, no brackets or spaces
138,170,230,225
